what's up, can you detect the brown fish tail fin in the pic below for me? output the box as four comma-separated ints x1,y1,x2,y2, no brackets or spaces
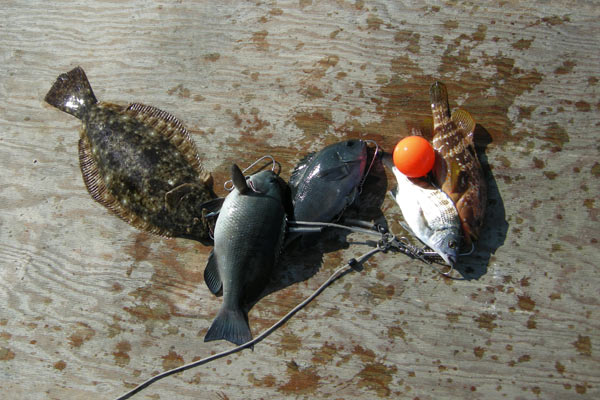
204,306,252,346
45,67,97,119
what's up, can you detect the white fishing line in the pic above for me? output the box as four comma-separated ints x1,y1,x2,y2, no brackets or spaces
115,246,381,400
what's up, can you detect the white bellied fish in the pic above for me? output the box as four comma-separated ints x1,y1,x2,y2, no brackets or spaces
203,165,287,346
386,157,461,267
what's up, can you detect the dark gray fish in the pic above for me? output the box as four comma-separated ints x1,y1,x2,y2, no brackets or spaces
288,139,368,232
45,67,216,244
203,165,287,345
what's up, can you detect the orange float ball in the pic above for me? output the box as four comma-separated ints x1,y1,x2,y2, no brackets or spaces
393,136,435,178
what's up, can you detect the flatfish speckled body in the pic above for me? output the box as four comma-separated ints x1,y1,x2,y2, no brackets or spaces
45,67,216,244
430,81,487,245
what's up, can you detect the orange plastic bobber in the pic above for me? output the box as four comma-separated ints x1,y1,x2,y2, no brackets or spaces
392,136,435,178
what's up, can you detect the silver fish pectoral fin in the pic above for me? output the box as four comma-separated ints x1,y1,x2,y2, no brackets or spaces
204,250,223,296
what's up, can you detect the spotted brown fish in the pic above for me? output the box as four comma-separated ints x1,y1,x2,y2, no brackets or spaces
430,81,487,245
45,67,216,244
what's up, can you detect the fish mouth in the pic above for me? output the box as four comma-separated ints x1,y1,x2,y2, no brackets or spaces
441,253,458,268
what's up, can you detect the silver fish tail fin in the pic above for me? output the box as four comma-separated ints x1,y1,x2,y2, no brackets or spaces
204,306,252,346
45,67,97,119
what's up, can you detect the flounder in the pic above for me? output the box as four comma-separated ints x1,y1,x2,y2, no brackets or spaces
430,81,487,245
204,165,287,345
45,67,216,244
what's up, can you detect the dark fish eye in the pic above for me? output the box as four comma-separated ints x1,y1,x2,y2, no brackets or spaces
346,141,354,147
448,240,457,249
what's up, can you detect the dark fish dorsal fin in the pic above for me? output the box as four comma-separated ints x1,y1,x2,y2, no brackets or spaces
231,164,250,194
203,250,223,296
289,152,315,188
78,136,174,237
126,103,211,185
451,109,476,145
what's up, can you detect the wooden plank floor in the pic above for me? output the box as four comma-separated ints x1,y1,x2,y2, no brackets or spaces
1,1,599,399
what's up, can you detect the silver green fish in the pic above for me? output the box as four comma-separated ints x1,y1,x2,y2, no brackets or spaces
386,157,461,267
203,165,287,346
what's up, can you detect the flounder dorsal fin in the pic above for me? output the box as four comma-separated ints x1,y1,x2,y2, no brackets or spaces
231,164,250,194
451,109,476,146
126,103,212,186
78,136,174,238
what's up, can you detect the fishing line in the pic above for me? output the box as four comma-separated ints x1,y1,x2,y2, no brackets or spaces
114,245,382,400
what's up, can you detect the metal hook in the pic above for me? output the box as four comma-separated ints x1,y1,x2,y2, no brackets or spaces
358,139,380,194
224,155,280,191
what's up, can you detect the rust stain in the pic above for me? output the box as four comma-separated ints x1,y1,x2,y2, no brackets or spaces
277,331,301,355
387,325,406,342
366,14,384,30
204,53,220,62
394,30,420,54
554,60,576,75
252,30,269,51
0,347,15,361
123,303,171,321
294,110,333,139
473,346,485,358
162,349,185,370
512,38,534,50
356,362,398,398
591,162,600,177
518,354,531,363
352,344,376,363
517,295,536,311
53,360,66,371
367,283,395,303
278,360,320,395
311,342,339,365
68,322,95,348
474,313,498,331
575,384,587,394
249,373,277,388
446,312,460,323
113,341,132,367
572,335,591,356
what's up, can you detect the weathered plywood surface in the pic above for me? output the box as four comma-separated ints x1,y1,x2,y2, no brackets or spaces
1,1,599,399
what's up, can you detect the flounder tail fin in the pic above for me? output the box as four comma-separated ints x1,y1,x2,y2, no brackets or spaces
204,306,252,346
45,67,97,119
